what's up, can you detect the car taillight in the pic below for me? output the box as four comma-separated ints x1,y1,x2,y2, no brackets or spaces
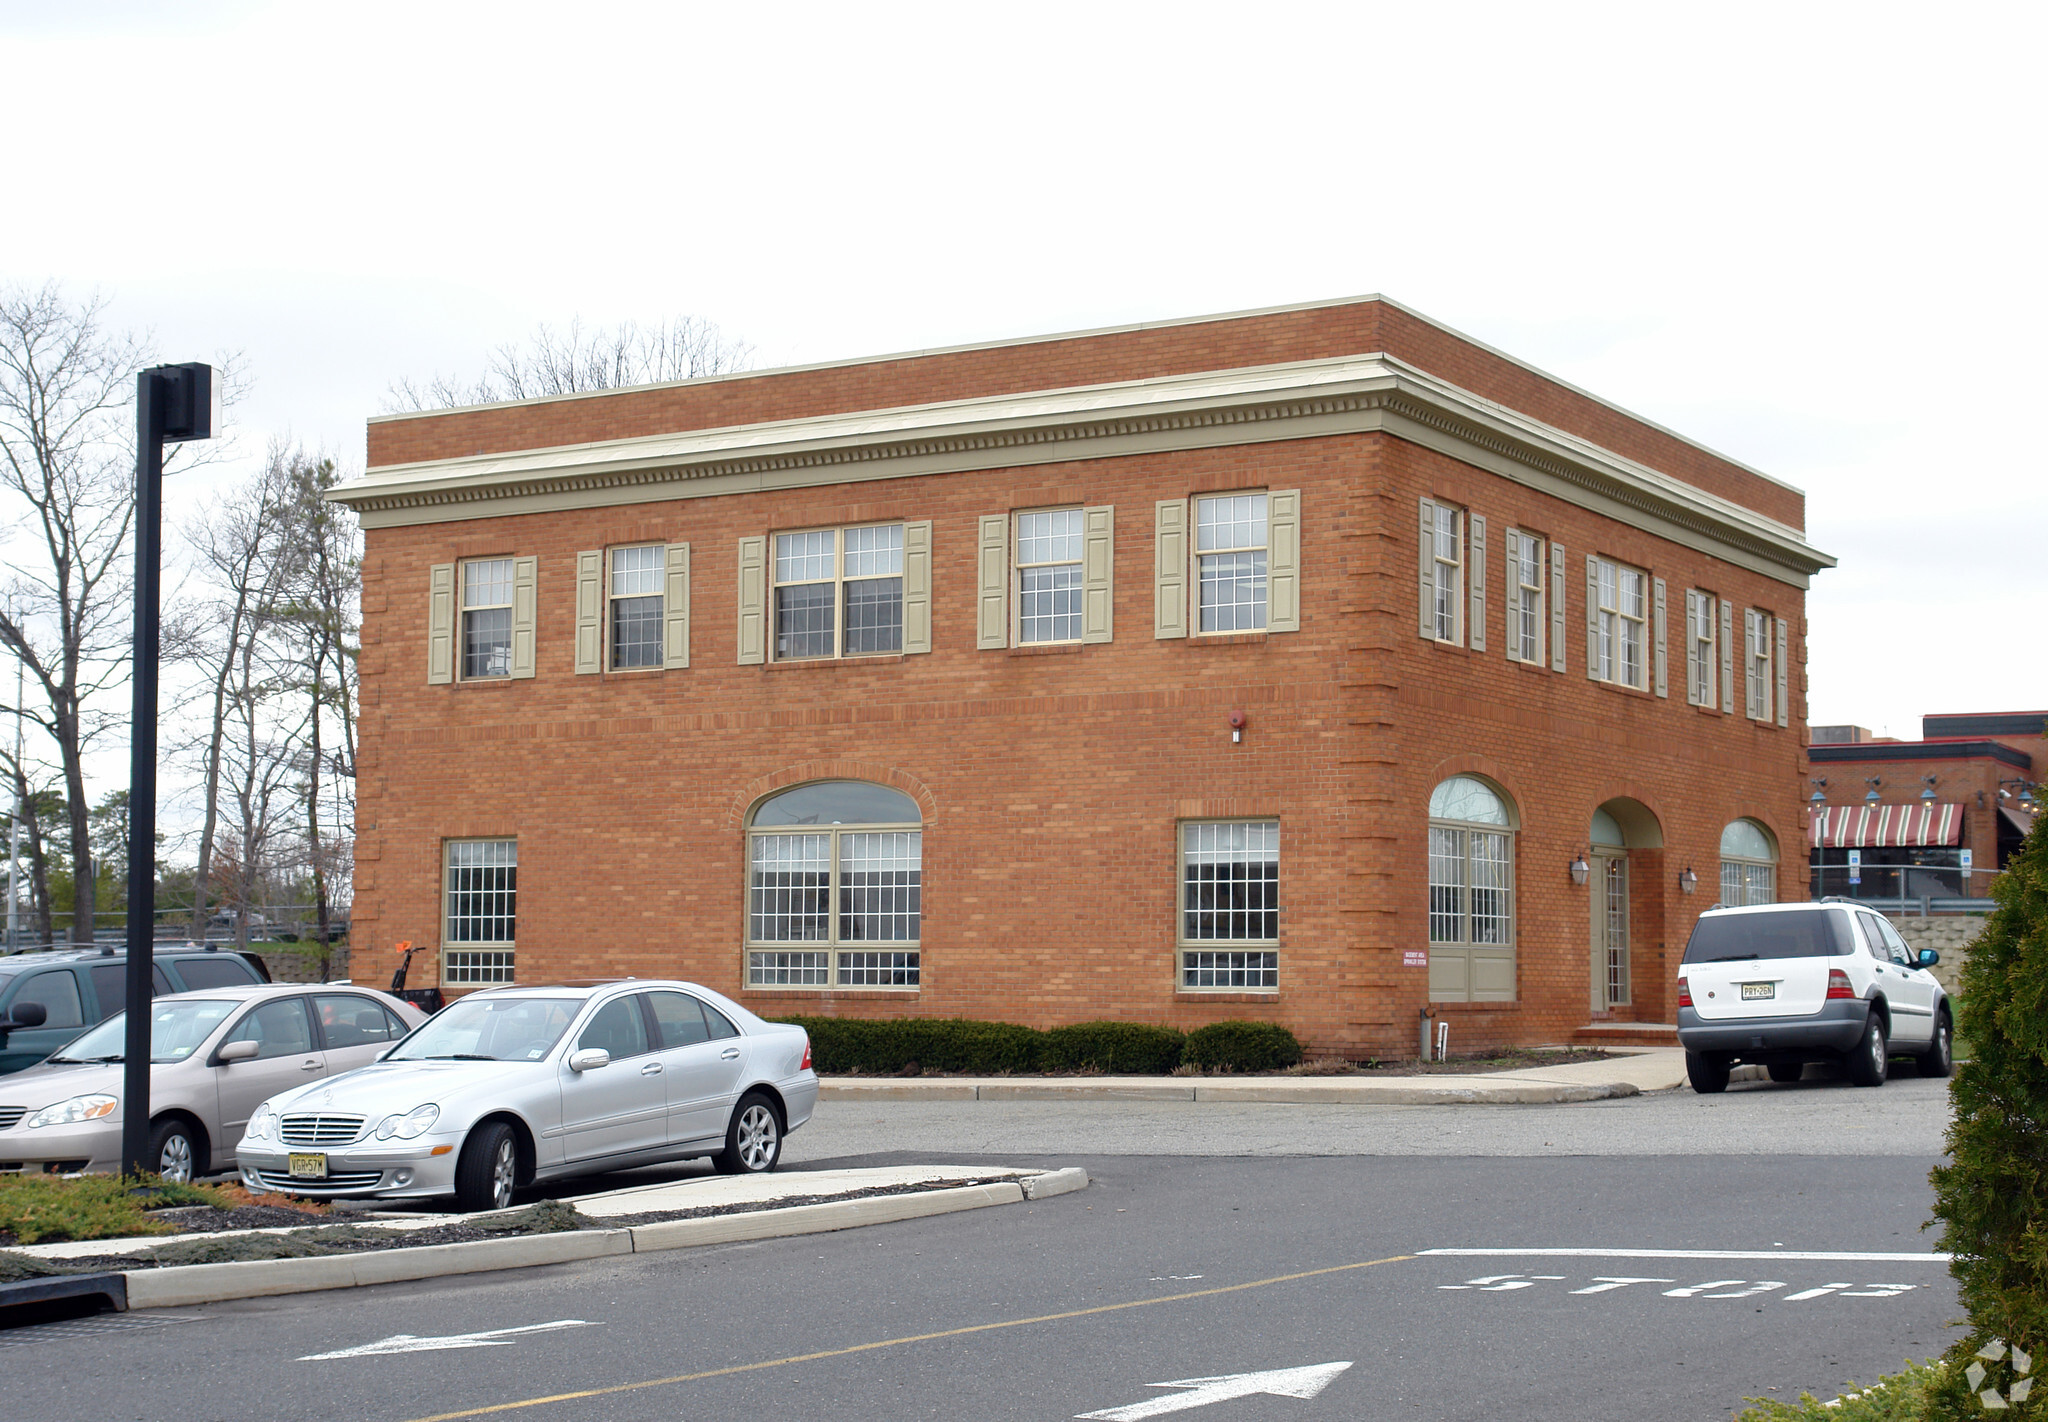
1827,969,1855,1000
800,1037,812,1072
1677,977,1692,1008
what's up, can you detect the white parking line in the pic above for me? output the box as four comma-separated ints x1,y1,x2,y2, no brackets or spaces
1420,1248,1949,1263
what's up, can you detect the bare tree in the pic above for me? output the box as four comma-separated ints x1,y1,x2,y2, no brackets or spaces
385,314,752,411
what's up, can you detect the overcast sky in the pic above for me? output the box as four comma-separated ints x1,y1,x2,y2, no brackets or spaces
4,0,2041,778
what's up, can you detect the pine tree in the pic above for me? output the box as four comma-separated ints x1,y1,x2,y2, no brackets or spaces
1929,810,2048,1412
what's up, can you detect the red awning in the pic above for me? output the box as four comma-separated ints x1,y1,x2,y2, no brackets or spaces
1809,803,1964,849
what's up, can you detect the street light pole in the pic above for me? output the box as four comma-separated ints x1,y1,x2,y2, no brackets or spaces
120,363,213,1180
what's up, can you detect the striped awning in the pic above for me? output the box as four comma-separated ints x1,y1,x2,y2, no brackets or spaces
1809,802,1964,849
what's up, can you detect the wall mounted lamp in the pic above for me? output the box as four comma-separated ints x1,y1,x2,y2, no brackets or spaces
1864,776,1883,805
1679,866,1699,894
1569,854,1591,887
1920,774,1939,801
1808,777,1828,806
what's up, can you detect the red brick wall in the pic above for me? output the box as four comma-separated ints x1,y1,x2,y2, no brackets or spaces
365,299,1802,531
352,426,1810,1056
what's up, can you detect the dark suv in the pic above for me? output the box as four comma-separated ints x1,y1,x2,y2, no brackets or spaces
0,948,272,1076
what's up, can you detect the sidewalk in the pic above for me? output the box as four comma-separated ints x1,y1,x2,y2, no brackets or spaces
818,1047,1691,1106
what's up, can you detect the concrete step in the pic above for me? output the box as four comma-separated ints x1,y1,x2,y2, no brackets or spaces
1573,1021,1679,1047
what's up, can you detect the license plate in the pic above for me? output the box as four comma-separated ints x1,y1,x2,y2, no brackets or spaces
288,1152,328,1180
1740,982,1776,1001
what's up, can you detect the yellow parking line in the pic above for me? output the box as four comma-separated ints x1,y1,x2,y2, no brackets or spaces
401,1252,1417,1422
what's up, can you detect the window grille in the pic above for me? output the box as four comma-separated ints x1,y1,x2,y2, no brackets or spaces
1195,494,1268,633
1510,531,1543,663
746,783,921,988
1605,857,1630,1006
461,559,514,679
773,526,903,659
1593,558,1647,689
1430,505,1461,642
1180,821,1279,989
609,546,664,669
1015,509,1085,644
1691,592,1718,705
444,951,516,985
444,839,516,985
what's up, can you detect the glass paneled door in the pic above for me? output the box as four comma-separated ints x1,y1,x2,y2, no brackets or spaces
1597,854,1630,1009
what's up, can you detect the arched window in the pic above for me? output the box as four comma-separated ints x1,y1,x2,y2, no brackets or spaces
746,781,922,989
1719,819,1777,906
1427,776,1516,1002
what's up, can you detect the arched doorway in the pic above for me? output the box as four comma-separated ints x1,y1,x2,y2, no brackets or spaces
1588,798,1663,1015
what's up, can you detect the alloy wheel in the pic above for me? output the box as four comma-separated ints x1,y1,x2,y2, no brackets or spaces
490,1137,516,1209
159,1133,193,1184
737,1104,779,1170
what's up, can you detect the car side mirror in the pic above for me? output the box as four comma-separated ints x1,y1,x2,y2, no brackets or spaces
1918,948,1940,968
217,1039,260,1063
4,1002,46,1029
567,1048,610,1073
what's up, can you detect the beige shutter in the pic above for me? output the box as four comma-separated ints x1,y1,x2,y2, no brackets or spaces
427,562,455,685
1775,616,1790,728
737,536,767,665
1584,554,1600,679
574,551,603,675
509,556,538,679
1267,489,1300,634
1417,497,1436,638
1719,597,1735,714
1743,609,1761,719
1652,576,1668,698
901,520,932,655
1154,499,1187,639
1466,513,1485,652
1549,542,1566,672
976,514,1009,650
1503,530,1520,661
1082,504,1115,643
1683,591,1701,705
663,543,691,669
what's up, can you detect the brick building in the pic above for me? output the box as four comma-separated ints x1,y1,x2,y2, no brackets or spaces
331,295,1835,1056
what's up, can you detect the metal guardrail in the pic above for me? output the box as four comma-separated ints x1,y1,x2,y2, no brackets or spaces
1808,863,1998,915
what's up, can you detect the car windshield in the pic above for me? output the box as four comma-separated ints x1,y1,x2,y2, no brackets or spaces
385,996,581,1062
1682,908,1854,963
50,1000,238,1063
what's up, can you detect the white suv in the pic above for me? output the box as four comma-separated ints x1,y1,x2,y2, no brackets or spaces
1675,900,1952,1093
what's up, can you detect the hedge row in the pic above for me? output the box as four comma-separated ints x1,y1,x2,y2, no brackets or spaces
770,1016,1301,1076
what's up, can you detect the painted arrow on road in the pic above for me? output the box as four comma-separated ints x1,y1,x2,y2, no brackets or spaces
298,1319,597,1359
1076,1361,1353,1420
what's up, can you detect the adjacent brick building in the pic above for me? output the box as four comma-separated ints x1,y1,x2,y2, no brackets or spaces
331,295,1836,1056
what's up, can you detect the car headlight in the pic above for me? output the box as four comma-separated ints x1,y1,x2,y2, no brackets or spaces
245,1105,280,1142
374,1103,440,1141
26,1095,118,1129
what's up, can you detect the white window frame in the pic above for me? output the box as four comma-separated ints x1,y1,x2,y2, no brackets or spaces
607,544,666,672
1429,503,1463,644
1690,590,1718,707
771,523,906,662
459,558,515,681
1192,492,1270,635
1592,556,1648,690
1719,820,1778,907
1013,507,1087,645
746,805,923,990
1507,530,1545,664
1177,820,1279,991
442,838,517,986
1746,608,1775,721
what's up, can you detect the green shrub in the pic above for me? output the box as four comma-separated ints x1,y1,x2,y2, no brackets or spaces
1929,808,2048,1415
1038,1022,1185,1074
772,1015,1043,1075
0,1173,226,1245
1182,1021,1303,1072
1730,1359,1942,1420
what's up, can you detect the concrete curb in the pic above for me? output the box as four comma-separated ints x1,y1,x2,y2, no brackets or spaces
819,1080,1641,1105
120,1175,1068,1311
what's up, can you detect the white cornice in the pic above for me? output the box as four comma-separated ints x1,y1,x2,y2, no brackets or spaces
332,353,1833,586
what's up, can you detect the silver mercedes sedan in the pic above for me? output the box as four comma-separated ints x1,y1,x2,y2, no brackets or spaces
235,980,818,1212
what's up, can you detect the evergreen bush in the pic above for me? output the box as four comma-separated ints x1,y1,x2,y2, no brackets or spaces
770,1015,1042,1075
1038,1021,1186,1074
1928,809,2048,1413
1182,1020,1303,1072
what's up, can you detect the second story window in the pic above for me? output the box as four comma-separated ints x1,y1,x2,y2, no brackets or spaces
1590,557,1647,689
775,525,903,660
1687,590,1719,707
1508,530,1544,663
609,546,664,669
1195,493,1268,633
1016,510,1085,643
462,559,515,680
1745,608,1775,721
